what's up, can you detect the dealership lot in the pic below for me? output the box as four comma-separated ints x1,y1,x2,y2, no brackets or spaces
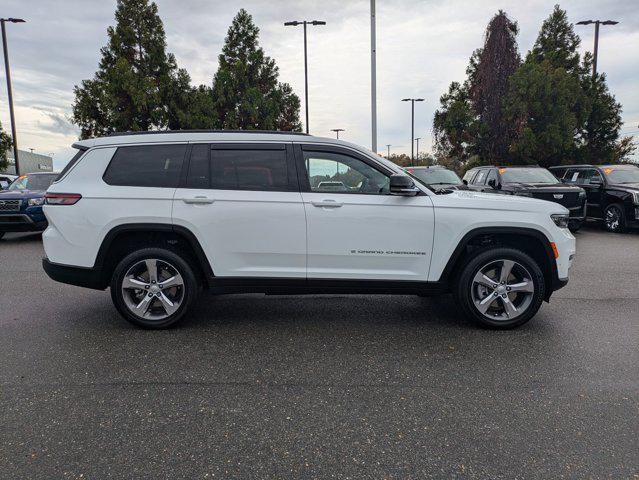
1,227,637,478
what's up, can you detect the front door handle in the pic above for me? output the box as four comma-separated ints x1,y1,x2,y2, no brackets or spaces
311,200,343,208
183,196,215,204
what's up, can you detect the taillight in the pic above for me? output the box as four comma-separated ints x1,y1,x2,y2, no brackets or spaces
45,193,82,205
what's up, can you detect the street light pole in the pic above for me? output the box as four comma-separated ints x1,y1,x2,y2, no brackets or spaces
402,98,424,166
415,137,421,162
576,19,618,76
386,144,391,159
284,20,326,134
1,18,25,176
330,128,344,139
370,0,377,153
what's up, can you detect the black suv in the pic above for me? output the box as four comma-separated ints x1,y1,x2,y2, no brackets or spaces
463,166,587,232
549,164,639,233
404,166,469,192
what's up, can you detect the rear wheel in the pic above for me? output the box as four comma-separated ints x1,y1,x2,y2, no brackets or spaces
454,248,546,329
603,204,626,233
110,248,198,328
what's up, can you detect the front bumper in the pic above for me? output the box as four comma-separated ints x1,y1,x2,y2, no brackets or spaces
0,213,47,232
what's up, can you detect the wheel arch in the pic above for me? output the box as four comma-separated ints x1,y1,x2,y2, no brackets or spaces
94,223,214,288
439,227,559,301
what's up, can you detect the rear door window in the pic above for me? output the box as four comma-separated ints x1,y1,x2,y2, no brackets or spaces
103,144,187,188
473,169,487,185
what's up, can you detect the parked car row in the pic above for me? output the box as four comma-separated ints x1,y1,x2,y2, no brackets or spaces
403,163,639,233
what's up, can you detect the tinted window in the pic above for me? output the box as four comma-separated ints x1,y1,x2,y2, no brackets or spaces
304,151,390,194
563,169,580,183
575,169,602,185
462,170,477,183
473,170,487,185
485,169,498,186
211,149,288,191
103,144,187,188
186,144,210,189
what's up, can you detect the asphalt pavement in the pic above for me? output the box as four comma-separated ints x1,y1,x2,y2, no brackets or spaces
1,226,638,479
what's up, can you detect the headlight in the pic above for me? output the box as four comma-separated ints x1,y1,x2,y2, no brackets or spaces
551,214,569,228
28,197,45,206
515,191,533,197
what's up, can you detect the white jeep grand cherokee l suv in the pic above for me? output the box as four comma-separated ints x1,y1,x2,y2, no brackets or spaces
42,131,575,329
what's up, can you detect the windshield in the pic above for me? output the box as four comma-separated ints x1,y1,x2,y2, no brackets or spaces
603,167,639,184
8,174,58,191
500,168,558,184
406,168,462,186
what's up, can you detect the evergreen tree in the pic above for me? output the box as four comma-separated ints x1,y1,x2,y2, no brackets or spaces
212,9,302,131
505,5,588,167
72,0,201,138
577,56,635,163
470,11,521,164
0,121,12,172
433,49,481,161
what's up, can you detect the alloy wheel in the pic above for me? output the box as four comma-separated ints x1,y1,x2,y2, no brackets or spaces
471,259,535,321
605,206,621,231
121,258,185,321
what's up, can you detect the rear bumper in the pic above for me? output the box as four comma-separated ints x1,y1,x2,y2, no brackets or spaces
42,257,106,290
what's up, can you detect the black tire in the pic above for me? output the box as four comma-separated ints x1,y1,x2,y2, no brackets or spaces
453,247,546,329
568,221,581,233
603,204,626,233
110,248,199,329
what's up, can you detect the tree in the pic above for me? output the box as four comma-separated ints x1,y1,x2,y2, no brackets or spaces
212,9,302,131
577,55,636,163
470,11,521,163
433,49,481,161
0,122,12,172
505,5,588,167
72,0,202,138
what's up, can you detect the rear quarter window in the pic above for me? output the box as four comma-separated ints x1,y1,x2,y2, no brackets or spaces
103,144,187,188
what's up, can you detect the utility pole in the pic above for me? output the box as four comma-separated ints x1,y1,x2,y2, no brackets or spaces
330,128,344,139
284,20,326,133
401,98,424,166
1,18,25,176
370,0,377,153
576,19,618,76
386,144,391,159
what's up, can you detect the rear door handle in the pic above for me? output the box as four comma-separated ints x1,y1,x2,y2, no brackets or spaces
183,196,215,204
311,200,343,208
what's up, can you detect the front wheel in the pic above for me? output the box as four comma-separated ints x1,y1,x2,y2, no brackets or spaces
603,204,626,233
454,248,546,329
110,248,199,329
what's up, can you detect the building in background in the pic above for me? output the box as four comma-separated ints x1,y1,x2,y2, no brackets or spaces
1,150,54,175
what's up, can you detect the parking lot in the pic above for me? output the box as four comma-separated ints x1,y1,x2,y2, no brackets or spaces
1,226,637,479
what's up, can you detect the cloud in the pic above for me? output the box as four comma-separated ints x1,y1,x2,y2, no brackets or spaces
0,0,637,166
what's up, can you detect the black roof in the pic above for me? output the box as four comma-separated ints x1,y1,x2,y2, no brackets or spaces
549,164,639,170
106,129,309,137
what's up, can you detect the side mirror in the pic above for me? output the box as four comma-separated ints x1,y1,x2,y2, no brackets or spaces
390,174,419,196
462,179,468,185
487,178,496,188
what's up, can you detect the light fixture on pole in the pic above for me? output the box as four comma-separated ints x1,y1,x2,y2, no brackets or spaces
401,98,424,166
284,20,326,134
330,128,344,139
1,17,25,176
576,19,618,76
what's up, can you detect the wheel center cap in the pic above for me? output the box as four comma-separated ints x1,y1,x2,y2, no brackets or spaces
496,285,507,294
150,285,161,294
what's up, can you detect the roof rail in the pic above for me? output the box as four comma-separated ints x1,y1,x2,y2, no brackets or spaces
106,129,310,137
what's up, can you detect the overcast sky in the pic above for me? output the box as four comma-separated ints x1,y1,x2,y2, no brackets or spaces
1,0,638,169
